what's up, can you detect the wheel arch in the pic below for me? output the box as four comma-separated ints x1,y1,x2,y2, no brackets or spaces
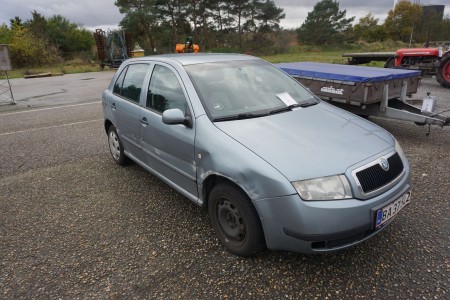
201,175,251,211
204,174,267,256
104,119,113,134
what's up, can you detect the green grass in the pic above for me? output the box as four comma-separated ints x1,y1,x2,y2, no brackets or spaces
261,51,348,64
261,41,416,65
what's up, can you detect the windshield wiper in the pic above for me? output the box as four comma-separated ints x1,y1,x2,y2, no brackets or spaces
213,100,319,121
269,101,318,115
213,112,267,122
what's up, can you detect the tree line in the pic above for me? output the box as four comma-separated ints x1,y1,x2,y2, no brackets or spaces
115,0,286,54
298,0,450,46
0,11,94,68
1,0,449,68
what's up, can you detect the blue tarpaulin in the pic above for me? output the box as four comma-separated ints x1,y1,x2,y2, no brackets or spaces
276,62,421,83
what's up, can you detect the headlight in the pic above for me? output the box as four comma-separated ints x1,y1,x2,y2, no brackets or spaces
292,175,353,201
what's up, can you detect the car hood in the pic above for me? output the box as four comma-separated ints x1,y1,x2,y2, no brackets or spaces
214,103,394,181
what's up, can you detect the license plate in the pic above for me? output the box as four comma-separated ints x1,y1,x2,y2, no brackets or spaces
375,192,411,228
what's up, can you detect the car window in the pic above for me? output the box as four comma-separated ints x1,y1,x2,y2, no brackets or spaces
113,66,127,95
113,64,149,103
147,65,187,114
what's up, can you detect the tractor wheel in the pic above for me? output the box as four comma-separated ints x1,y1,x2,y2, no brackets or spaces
436,54,450,88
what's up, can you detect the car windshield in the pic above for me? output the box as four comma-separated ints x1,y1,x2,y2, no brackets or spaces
184,59,319,121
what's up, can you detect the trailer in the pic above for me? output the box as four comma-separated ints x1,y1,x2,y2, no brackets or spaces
276,62,450,130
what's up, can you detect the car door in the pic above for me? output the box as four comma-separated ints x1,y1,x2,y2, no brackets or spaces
109,63,150,156
139,63,197,198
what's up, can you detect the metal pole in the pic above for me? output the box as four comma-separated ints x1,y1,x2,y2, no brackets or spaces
409,24,414,48
4,70,15,104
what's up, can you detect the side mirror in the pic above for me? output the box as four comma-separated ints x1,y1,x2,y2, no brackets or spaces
162,108,191,127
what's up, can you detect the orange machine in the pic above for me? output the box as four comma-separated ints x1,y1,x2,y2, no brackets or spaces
175,36,199,53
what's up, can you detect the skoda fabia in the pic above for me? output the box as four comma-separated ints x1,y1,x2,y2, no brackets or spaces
102,54,411,256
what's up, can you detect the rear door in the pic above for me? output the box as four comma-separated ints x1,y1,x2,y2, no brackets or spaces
109,63,150,156
139,63,197,197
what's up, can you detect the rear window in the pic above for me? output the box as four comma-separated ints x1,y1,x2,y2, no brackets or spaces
113,64,149,103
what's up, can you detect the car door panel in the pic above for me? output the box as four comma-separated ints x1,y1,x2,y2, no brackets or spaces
110,64,150,157
139,64,197,197
111,96,141,153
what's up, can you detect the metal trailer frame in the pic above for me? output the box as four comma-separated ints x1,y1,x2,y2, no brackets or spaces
0,71,15,105
0,44,15,105
342,52,395,65
277,62,450,128
93,29,133,69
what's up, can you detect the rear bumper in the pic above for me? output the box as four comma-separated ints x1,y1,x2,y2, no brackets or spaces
253,174,411,254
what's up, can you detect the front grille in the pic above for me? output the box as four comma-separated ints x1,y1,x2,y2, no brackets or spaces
356,153,404,194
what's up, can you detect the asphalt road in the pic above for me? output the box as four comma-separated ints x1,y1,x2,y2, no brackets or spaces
0,72,449,299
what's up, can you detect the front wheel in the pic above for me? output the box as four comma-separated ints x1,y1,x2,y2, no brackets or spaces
107,125,128,165
436,54,450,88
208,183,265,257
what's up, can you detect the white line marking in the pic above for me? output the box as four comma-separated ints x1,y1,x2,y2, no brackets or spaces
0,101,101,116
0,119,102,136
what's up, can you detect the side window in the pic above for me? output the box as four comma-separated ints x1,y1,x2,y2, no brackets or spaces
113,66,127,95
114,64,149,103
147,65,187,114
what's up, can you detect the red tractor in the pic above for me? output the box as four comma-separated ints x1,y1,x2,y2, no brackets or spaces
343,46,450,88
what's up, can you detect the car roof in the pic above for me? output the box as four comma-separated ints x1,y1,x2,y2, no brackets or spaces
127,53,260,66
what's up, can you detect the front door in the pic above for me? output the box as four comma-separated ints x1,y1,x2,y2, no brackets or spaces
139,63,197,198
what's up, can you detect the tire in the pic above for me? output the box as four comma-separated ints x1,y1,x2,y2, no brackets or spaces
208,182,265,257
436,54,450,88
107,125,128,165
384,57,395,69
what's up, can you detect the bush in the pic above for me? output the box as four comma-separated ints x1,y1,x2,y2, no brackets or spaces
9,26,61,68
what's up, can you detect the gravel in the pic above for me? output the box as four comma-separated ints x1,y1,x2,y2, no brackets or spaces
0,75,448,299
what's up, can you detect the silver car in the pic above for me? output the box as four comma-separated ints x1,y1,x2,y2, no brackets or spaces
102,54,411,256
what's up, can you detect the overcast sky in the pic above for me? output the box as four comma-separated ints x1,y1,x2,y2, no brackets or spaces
1,0,449,31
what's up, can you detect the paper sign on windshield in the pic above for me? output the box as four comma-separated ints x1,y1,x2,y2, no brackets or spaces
276,92,298,106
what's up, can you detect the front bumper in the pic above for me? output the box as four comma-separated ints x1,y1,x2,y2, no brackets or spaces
254,174,411,254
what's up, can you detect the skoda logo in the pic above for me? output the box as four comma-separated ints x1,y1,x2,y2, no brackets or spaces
379,158,389,171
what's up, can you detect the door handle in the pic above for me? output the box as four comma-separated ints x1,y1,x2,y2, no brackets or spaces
141,117,149,126
111,103,116,110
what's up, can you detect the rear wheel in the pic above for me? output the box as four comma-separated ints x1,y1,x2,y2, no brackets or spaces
436,54,450,88
208,182,265,257
107,125,128,165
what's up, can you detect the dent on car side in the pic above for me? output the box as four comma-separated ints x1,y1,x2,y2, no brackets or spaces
102,54,411,255
194,114,297,201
